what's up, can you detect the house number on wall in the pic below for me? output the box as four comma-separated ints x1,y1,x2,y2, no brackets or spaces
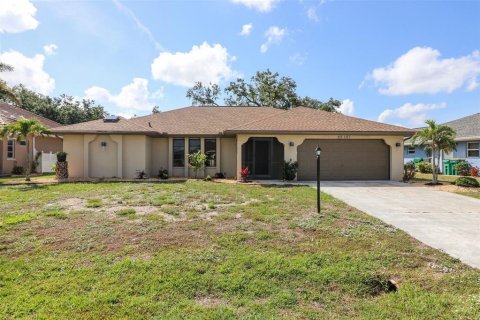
337,135,351,139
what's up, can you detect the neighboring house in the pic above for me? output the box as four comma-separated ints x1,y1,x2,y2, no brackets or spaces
50,106,414,181
404,113,480,171
0,102,63,175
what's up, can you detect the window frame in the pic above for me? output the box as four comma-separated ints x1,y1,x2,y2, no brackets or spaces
7,139,15,160
188,138,201,166
467,142,479,158
204,138,217,167
188,138,201,155
407,146,415,154
172,138,185,167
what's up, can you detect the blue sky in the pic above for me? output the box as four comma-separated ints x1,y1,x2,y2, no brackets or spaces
1,0,479,127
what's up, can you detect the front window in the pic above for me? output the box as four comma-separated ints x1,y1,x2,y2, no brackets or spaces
188,138,201,165
407,146,415,154
205,139,216,167
7,139,15,159
173,139,185,167
467,142,479,157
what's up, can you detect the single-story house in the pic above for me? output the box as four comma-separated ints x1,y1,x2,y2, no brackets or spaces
50,106,414,181
404,113,480,171
0,102,63,175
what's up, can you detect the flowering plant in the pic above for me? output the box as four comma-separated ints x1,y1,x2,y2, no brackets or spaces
240,167,250,182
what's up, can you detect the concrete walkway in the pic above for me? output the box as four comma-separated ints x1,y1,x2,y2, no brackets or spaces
256,180,480,268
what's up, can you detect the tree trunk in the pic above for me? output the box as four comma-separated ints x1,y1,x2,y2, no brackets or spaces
431,146,437,184
25,136,31,181
437,151,442,182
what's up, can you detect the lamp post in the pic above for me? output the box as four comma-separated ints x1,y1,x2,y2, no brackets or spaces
315,146,322,213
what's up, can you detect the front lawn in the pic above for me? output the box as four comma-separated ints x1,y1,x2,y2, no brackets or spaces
415,173,480,184
414,173,480,199
0,181,479,319
0,173,55,184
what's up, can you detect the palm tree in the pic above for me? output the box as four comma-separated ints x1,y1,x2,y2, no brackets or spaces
0,62,21,105
411,120,456,184
0,118,49,181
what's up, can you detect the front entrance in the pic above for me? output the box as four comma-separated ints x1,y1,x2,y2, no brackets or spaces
242,138,284,179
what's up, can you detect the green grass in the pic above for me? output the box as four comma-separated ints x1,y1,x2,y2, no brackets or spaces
115,208,136,216
86,198,102,208
44,210,67,219
0,181,479,319
415,173,480,184
415,173,480,200
0,173,55,184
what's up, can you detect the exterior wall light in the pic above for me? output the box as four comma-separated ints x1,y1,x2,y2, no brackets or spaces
289,141,294,147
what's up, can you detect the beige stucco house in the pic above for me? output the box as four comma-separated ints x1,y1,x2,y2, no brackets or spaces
0,102,63,175
50,106,414,181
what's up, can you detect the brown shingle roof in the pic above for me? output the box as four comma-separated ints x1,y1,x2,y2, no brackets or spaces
0,102,61,128
130,106,285,135
51,117,157,135
51,106,414,136
226,107,414,135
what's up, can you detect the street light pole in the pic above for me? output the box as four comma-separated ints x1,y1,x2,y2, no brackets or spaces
315,146,322,214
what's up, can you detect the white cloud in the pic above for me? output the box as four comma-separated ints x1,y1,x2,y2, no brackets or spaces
151,42,235,87
0,50,55,94
378,102,446,126
230,0,279,12
239,23,253,36
112,0,164,51
307,7,319,22
43,44,58,56
0,0,39,33
260,26,286,53
338,99,354,116
367,47,480,95
85,78,163,111
289,53,306,66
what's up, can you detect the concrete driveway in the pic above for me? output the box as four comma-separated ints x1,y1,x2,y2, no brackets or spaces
318,181,480,268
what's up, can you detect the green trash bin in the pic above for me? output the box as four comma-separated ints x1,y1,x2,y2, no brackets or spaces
413,157,423,164
443,160,451,175
450,160,458,175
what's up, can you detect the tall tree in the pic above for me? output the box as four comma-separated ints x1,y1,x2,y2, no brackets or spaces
185,69,340,112
186,82,220,106
0,62,21,105
12,85,105,125
225,69,299,109
0,118,49,181
411,120,456,184
301,97,342,112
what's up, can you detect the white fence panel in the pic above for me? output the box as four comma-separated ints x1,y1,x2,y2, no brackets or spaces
40,152,57,173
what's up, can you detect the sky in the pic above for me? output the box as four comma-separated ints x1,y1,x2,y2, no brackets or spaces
0,0,479,127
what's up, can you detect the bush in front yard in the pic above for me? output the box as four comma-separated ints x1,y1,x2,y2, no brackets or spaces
11,166,24,175
454,177,479,188
282,160,298,181
455,160,471,176
471,166,479,177
416,161,433,173
403,161,416,182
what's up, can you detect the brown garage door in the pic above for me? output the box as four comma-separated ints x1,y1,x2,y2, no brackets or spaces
297,139,390,180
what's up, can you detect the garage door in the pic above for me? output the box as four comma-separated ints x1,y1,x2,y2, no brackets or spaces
297,139,390,180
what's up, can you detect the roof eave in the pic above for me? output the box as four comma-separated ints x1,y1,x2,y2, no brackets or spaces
50,130,161,136
224,129,415,136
